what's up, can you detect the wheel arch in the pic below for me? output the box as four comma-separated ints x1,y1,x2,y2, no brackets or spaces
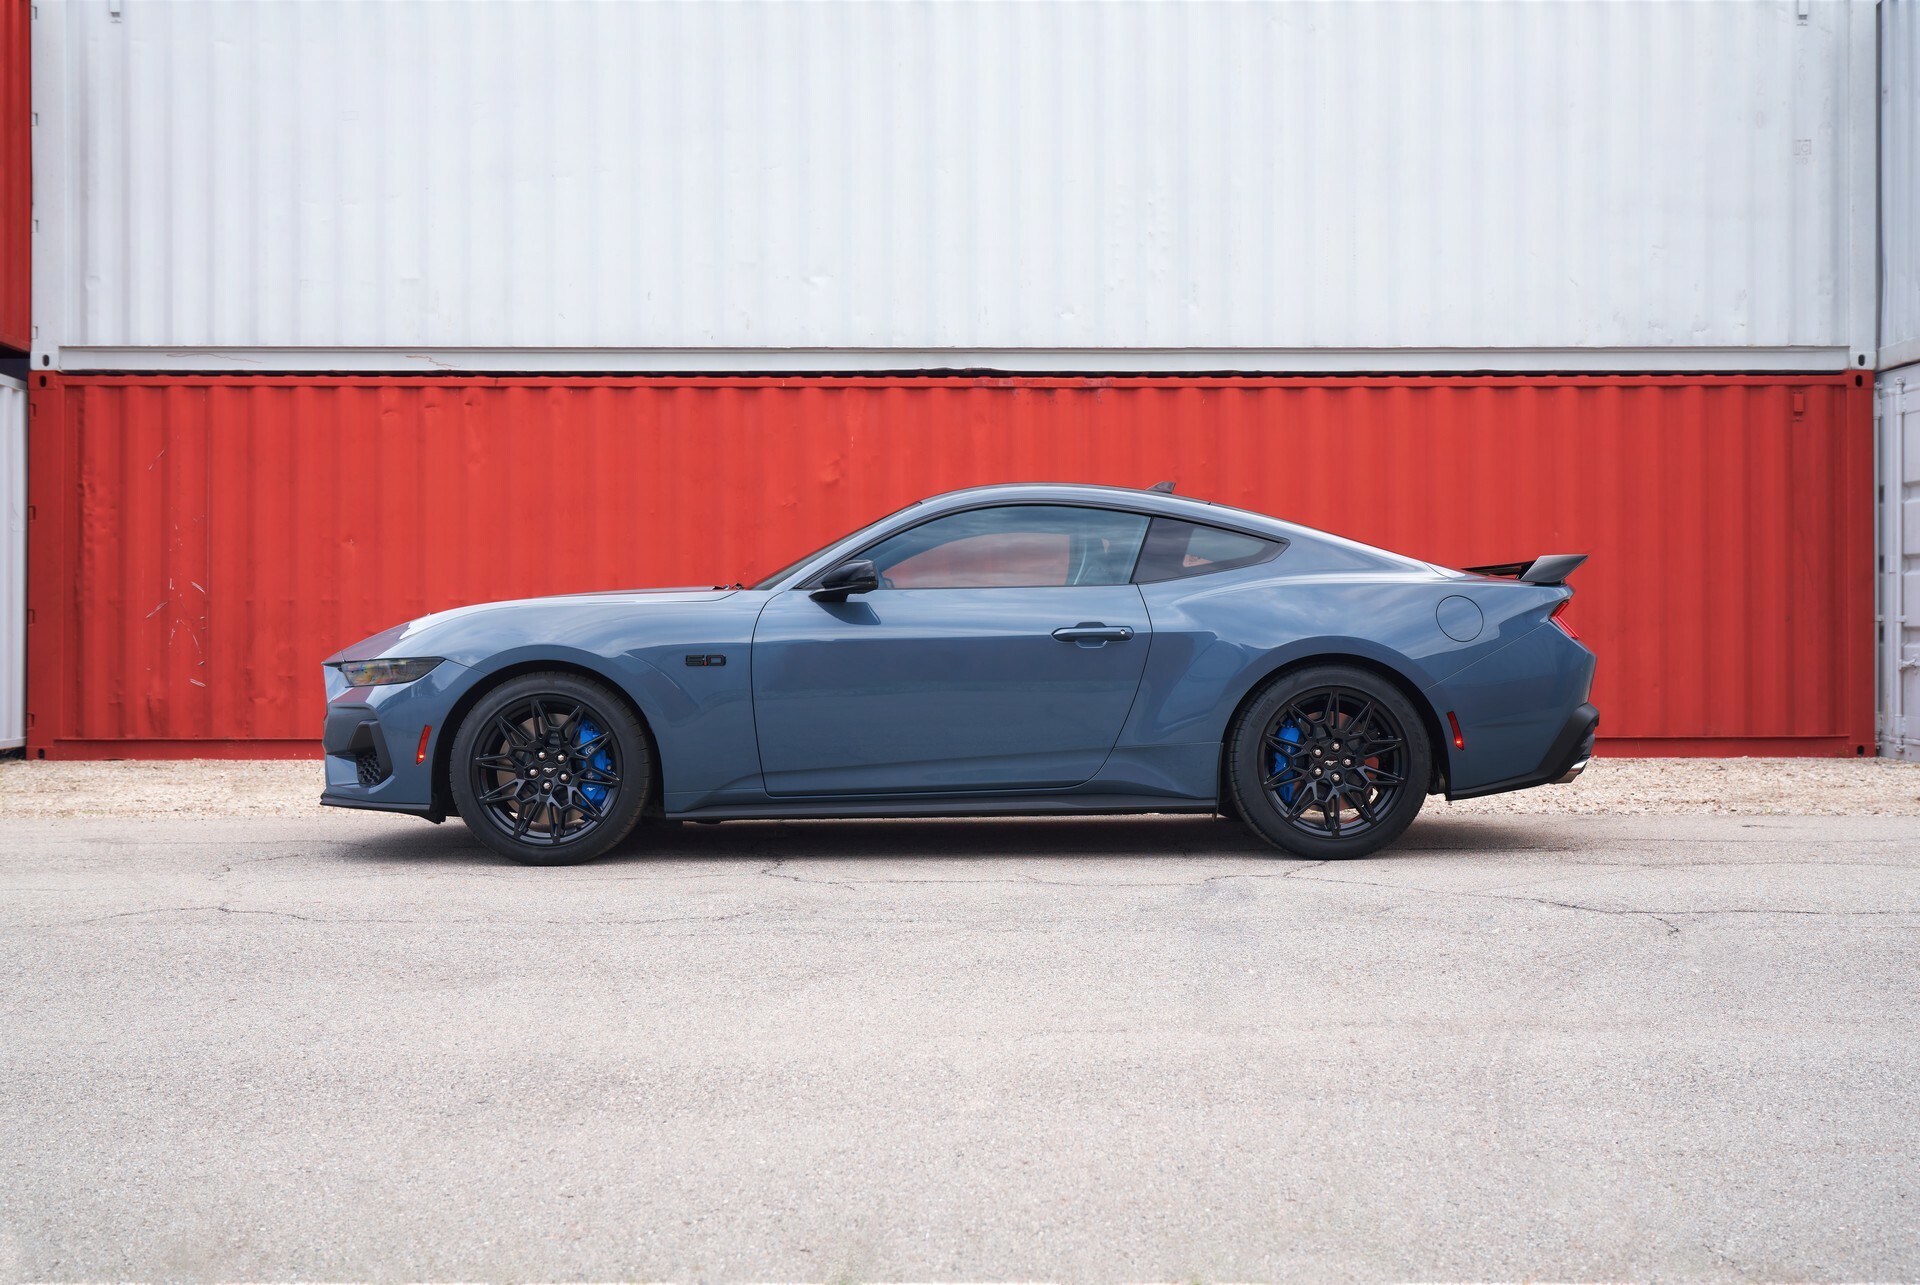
1215,652,1450,805
430,658,666,819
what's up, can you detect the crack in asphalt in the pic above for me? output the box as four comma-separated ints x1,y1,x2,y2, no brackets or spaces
206,851,307,881
18,842,1920,936
537,909,766,928
734,858,1920,938
758,857,855,891
26,903,770,931
34,904,344,928
750,860,1330,891
1279,870,1920,936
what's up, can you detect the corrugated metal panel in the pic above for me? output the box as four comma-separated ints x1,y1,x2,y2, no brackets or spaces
1880,364,1920,759
0,375,23,748
1883,0,1920,370
0,0,27,352
30,0,1878,373
26,373,1875,759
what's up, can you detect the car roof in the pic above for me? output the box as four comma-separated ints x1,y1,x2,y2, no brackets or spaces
765,481,1435,590
911,482,1422,565
918,481,1258,523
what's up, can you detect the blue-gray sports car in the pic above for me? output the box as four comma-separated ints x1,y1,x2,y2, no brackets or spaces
321,483,1597,864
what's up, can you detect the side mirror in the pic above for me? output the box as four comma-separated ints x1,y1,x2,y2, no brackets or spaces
810,559,880,602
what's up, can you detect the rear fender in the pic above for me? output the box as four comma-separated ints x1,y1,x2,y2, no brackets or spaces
1425,622,1597,796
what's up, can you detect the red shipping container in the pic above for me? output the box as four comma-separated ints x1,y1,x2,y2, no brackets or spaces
26,372,1875,759
0,0,27,352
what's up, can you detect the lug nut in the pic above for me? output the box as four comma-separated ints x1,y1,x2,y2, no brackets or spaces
1313,768,1323,777
1332,773,1343,783
559,773,570,782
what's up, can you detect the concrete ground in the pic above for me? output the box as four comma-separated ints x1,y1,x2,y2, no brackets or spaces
1,763,1918,1282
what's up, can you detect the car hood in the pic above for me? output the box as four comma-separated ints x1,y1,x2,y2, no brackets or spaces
324,587,739,664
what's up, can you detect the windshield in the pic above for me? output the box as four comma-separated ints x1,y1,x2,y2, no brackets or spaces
748,501,923,590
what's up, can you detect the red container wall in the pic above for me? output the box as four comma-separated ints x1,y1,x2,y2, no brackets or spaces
27,373,1875,759
0,0,25,352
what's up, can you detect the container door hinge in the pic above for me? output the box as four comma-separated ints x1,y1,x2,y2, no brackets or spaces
108,0,123,20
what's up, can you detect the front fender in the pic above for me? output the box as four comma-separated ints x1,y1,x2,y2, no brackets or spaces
439,642,764,804
384,594,772,803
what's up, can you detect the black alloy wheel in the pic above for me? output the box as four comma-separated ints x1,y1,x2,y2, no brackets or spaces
449,672,652,865
1226,664,1432,859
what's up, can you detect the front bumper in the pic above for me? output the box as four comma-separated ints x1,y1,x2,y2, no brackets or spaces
318,659,470,820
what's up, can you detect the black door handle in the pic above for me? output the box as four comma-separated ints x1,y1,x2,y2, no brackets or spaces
1052,623,1134,643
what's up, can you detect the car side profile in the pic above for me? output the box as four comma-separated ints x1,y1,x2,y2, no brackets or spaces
321,483,1597,864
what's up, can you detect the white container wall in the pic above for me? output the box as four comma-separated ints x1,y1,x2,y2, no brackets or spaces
32,0,1878,373
1883,0,1920,371
1881,365,1920,761
0,375,23,750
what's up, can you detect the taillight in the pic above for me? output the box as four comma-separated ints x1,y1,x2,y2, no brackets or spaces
1550,600,1580,641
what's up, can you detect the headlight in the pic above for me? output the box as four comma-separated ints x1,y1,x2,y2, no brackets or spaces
333,657,443,687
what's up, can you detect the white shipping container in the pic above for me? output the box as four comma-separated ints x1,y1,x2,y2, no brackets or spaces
1881,364,1920,760
0,374,23,750
32,0,1879,374
1883,0,1920,370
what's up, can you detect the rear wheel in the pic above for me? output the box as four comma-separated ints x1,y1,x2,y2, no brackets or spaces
449,672,652,866
1226,665,1431,859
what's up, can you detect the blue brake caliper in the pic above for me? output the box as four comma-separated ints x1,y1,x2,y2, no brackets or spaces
577,719,612,806
1270,720,1302,805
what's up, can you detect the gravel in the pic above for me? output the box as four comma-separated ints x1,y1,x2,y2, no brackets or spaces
2,753,1918,819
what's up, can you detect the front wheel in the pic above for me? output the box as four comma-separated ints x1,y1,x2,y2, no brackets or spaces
1225,665,1431,860
448,672,653,866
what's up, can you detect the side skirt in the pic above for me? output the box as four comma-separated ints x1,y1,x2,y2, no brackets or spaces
669,795,1218,822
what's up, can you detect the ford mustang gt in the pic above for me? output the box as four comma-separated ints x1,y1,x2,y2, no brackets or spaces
322,483,1597,864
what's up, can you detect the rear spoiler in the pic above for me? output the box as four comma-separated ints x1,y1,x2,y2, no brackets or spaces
1462,554,1588,586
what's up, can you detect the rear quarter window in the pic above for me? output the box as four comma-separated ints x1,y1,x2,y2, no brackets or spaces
1132,518,1285,583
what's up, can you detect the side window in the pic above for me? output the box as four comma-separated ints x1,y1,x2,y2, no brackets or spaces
1132,517,1284,583
861,505,1151,589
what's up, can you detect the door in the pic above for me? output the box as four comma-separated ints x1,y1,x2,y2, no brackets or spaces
1882,369,1920,760
751,504,1155,795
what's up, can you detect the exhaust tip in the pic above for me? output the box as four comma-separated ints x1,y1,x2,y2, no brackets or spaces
1552,756,1591,785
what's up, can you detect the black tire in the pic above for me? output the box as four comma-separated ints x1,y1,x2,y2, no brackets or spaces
1225,664,1431,860
448,672,653,866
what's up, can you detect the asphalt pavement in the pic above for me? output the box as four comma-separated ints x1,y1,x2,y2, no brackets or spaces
2,809,1917,1282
